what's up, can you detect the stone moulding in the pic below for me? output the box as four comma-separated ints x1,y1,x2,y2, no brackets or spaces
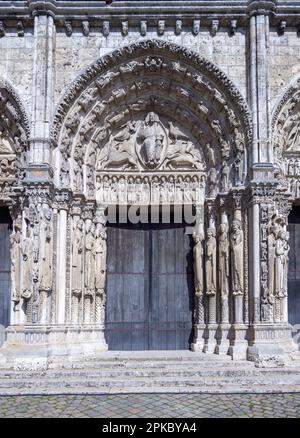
50,39,253,146
0,77,30,138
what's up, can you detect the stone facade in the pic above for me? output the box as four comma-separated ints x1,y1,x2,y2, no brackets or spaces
0,0,300,363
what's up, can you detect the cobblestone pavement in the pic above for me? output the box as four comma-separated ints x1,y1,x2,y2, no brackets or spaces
0,393,300,418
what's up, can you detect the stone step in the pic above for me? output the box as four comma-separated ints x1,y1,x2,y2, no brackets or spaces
1,375,300,391
47,359,247,371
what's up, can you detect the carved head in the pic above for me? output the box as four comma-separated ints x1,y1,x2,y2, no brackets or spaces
175,20,182,35
157,20,165,36
219,223,228,234
192,19,200,36
103,21,110,37
140,20,147,36
207,227,216,238
121,21,128,36
145,112,159,125
231,220,241,233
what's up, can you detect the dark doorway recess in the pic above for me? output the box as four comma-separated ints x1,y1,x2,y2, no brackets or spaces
105,220,194,350
288,206,300,348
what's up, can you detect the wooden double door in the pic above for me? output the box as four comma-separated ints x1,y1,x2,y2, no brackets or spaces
105,221,194,350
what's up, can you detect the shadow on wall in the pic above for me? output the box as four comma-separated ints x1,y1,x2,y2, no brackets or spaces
0,324,5,347
292,325,300,350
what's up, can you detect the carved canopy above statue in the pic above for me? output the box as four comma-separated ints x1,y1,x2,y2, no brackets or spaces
52,40,252,198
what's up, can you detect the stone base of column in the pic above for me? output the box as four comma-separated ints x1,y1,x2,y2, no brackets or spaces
247,323,298,364
1,324,108,369
203,324,218,354
190,324,206,352
215,324,231,355
227,324,248,360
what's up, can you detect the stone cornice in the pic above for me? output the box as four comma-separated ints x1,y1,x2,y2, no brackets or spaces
0,1,300,25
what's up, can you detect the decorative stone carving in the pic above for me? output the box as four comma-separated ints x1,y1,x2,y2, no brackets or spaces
192,20,200,36
82,20,89,37
193,233,204,298
231,219,244,296
10,221,21,306
71,218,83,294
211,20,219,36
64,20,72,37
84,222,95,292
103,21,110,37
17,21,24,37
140,21,147,36
157,20,165,36
136,112,166,169
175,20,182,35
205,228,217,296
218,223,230,322
22,222,33,300
39,207,52,293
121,21,128,36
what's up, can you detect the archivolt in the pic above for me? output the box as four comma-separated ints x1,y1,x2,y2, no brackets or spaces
0,78,30,183
51,39,252,193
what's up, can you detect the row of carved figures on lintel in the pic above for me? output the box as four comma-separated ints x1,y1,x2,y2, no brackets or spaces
95,175,203,204
70,217,107,325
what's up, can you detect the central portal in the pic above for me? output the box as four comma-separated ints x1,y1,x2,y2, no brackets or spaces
105,219,194,350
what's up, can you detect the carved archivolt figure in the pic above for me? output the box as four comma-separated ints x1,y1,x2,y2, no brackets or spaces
230,220,244,295
218,223,229,298
205,228,217,295
94,223,107,293
84,223,95,291
193,233,204,297
72,219,83,292
39,208,52,292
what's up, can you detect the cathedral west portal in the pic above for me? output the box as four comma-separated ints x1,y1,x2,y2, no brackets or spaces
0,0,300,365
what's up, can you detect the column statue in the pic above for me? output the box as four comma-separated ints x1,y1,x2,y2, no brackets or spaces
230,219,244,295
205,228,217,295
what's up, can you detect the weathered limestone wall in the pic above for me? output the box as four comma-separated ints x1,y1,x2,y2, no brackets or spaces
0,28,34,116
54,27,247,106
269,28,300,111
